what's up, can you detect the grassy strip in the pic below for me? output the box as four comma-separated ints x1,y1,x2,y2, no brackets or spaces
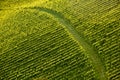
26,7,108,80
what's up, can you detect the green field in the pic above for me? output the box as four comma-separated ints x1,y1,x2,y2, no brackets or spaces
0,0,120,80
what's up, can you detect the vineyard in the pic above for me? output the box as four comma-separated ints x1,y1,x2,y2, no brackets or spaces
0,0,120,80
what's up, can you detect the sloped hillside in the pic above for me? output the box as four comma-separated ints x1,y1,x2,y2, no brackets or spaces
0,0,120,80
